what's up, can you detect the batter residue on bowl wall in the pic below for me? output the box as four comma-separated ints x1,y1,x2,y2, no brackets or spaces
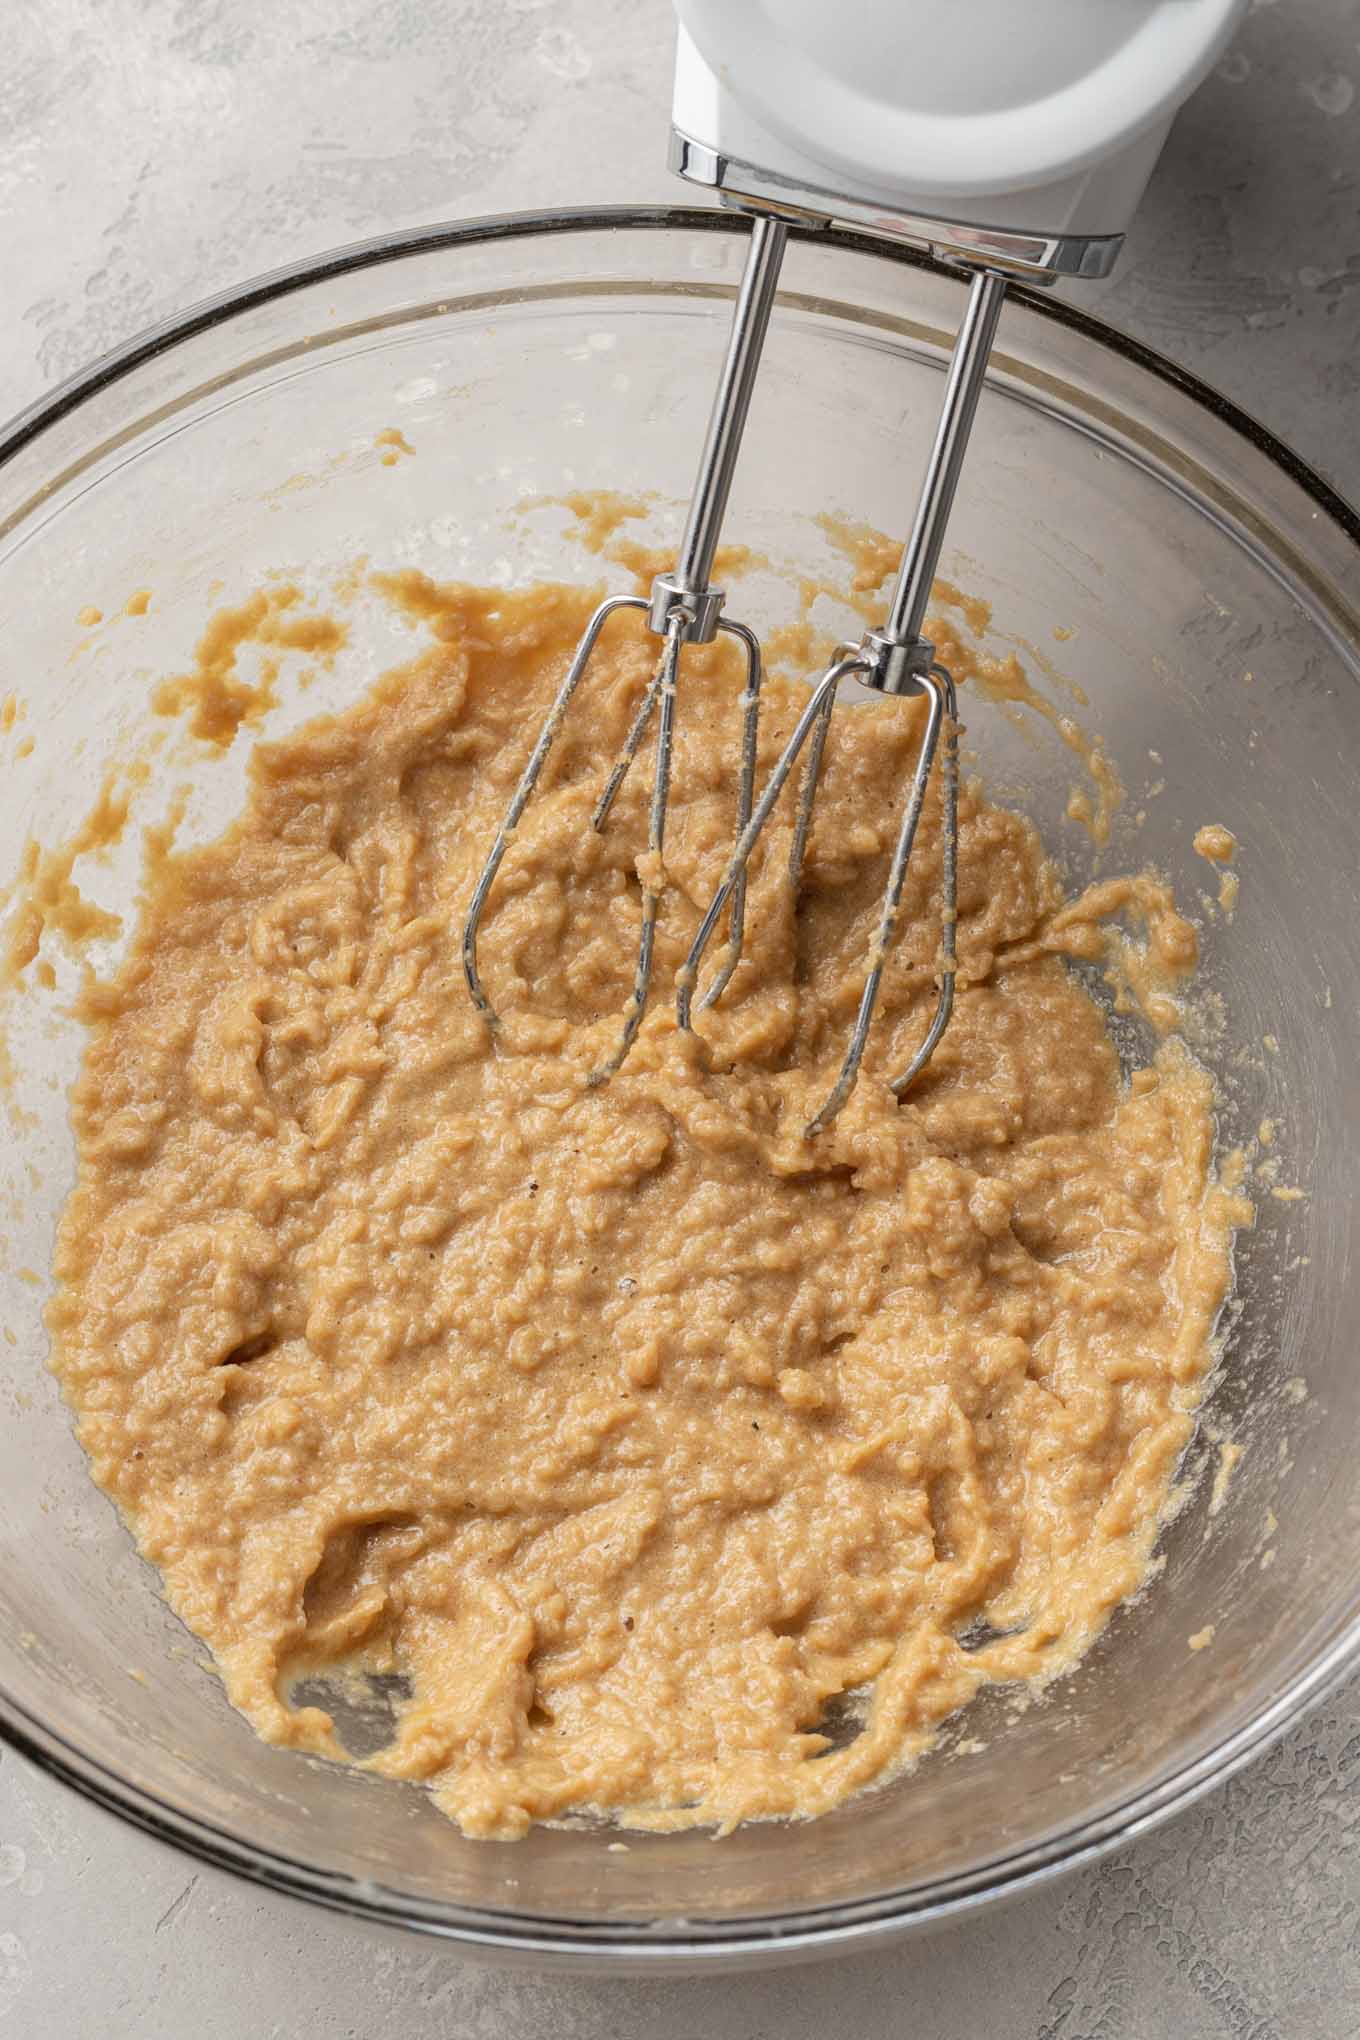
46,577,1247,1838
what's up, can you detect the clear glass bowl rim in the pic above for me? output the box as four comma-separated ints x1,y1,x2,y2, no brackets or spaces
2,202,1358,1964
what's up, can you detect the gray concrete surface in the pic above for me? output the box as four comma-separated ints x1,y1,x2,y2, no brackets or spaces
2,1,1358,2034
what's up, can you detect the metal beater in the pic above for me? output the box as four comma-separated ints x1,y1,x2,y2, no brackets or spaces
463,0,1247,1132
462,211,785,1083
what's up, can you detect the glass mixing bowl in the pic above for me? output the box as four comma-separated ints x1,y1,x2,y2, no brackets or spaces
1,208,1357,1970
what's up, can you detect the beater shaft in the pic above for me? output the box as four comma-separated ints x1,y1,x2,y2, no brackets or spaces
669,214,787,610
884,269,1007,656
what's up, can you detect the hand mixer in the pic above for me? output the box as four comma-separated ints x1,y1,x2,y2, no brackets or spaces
464,0,1247,1132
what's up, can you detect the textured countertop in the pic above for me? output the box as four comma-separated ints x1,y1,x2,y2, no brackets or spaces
2,3,1359,2034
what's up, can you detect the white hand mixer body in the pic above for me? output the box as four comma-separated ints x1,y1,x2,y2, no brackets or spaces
671,0,1246,270
463,0,1247,1132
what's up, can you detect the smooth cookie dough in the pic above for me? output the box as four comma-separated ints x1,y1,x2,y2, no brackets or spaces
49,579,1245,1838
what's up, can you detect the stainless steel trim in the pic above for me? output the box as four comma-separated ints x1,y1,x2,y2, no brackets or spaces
669,130,1125,281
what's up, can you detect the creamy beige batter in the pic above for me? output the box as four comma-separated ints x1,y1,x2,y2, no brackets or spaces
48,578,1245,1838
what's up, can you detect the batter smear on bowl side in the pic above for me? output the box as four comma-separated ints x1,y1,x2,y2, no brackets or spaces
47,578,1247,1838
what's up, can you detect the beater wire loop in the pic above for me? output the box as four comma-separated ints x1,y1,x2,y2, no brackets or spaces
587,611,687,1084
805,664,958,1137
677,653,868,1030
462,592,647,1028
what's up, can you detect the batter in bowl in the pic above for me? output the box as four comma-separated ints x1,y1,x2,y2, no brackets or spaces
47,577,1246,1838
